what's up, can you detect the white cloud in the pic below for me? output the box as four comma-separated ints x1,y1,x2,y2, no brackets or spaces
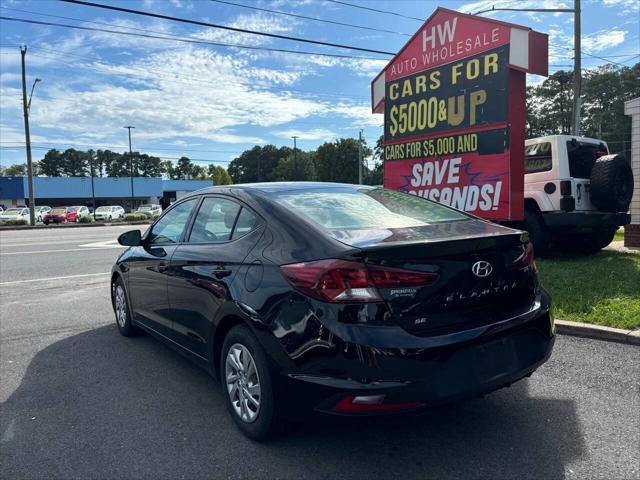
583,30,626,52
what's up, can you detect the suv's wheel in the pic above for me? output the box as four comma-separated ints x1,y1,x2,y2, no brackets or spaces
555,228,617,255
523,209,550,256
221,325,280,441
112,278,140,336
590,153,634,212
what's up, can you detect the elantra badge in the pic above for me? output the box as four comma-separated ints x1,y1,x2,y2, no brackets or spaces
472,261,493,278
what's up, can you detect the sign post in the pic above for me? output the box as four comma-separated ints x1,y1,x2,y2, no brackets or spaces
372,7,548,221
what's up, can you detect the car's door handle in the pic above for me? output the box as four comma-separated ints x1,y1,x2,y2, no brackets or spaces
213,268,232,279
158,263,169,273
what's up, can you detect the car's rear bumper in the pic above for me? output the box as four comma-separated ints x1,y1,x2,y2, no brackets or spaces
543,211,630,231
274,293,554,418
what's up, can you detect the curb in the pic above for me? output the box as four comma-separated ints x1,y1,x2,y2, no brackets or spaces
555,320,640,346
0,221,151,231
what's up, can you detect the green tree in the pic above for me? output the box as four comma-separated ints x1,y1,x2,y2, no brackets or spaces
135,153,164,177
39,149,65,176
60,149,89,176
191,164,208,180
208,165,233,185
314,138,371,183
4,164,27,175
272,150,314,181
98,150,127,177
162,160,179,179
227,145,289,183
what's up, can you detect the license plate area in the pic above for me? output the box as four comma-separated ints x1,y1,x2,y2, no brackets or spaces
474,337,516,383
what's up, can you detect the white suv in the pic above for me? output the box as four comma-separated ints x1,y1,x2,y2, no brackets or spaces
522,135,633,255
94,206,125,221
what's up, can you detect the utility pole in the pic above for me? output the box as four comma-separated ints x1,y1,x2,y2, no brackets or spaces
474,2,580,133
124,126,135,211
20,45,36,226
572,0,581,136
292,136,299,180
89,150,96,218
358,129,364,185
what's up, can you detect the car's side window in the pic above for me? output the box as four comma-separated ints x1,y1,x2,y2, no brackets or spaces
149,198,198,245
188,197,241,243
231,208,258,240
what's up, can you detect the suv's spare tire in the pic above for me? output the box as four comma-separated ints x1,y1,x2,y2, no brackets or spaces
590,153,633,212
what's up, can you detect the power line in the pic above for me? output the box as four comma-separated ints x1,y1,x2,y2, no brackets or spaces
59,0,395,56
209,0,411,37
0,16,383,60
324,0,425,22
0,141,242,154
0,146,235,164
19,48,372,101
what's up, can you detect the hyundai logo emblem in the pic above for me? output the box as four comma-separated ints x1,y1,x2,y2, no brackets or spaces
472,260,493,278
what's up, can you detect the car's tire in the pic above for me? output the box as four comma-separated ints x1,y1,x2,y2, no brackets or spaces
555,228,617,255
590,153,634,213
43,221,48,225
220,325,280,441
523,209,550,257
112,278,140,337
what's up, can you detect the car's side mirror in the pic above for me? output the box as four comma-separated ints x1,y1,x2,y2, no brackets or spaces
118,229,142,246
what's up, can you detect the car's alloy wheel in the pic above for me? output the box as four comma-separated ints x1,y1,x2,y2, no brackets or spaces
220,325,281,440
225,343,261,423
112,279,139,337
115,285,127,329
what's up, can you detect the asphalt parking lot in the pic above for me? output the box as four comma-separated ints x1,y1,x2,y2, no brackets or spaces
1,226,639,480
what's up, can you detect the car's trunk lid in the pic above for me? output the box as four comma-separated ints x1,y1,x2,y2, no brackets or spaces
333,219,538,335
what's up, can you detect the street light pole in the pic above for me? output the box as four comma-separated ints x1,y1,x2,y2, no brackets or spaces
124,126,135,211
20,45,38,226
572,0,581,136
292,136,299,180
358,129,364,185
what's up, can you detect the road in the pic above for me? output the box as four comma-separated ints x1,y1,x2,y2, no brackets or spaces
1,226,639,479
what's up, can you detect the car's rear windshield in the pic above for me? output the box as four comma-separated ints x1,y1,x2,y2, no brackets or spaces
96,207,110,212
270,187,468,231
51,208,66,214
4,208,22,214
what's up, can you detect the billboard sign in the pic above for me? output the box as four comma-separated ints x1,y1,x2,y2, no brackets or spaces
372,7,548,221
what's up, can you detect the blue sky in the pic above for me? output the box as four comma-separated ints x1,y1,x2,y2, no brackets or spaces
1,0,638,171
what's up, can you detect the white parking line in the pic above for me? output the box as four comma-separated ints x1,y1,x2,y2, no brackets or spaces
0,247,123,255
0,272,110,285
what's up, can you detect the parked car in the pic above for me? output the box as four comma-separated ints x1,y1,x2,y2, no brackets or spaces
43,207,78,224
0,207,29,222
72,206,90,221
34,206,51,222
135,204,162,218
112,183,554,440
94,205,125,221
522,135,632,255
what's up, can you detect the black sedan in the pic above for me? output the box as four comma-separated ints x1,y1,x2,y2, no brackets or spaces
112,182,554,440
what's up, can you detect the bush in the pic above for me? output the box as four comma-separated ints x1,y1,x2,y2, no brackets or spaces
124,213,148,222
151,213,161,220
0,218,29,226
79,215,95,223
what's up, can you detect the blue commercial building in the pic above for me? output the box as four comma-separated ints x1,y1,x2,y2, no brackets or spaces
0,176,212,210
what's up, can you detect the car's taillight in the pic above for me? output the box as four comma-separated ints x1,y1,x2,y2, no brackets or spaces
514,242,536,272
280,259,437,304
560,180,572,196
